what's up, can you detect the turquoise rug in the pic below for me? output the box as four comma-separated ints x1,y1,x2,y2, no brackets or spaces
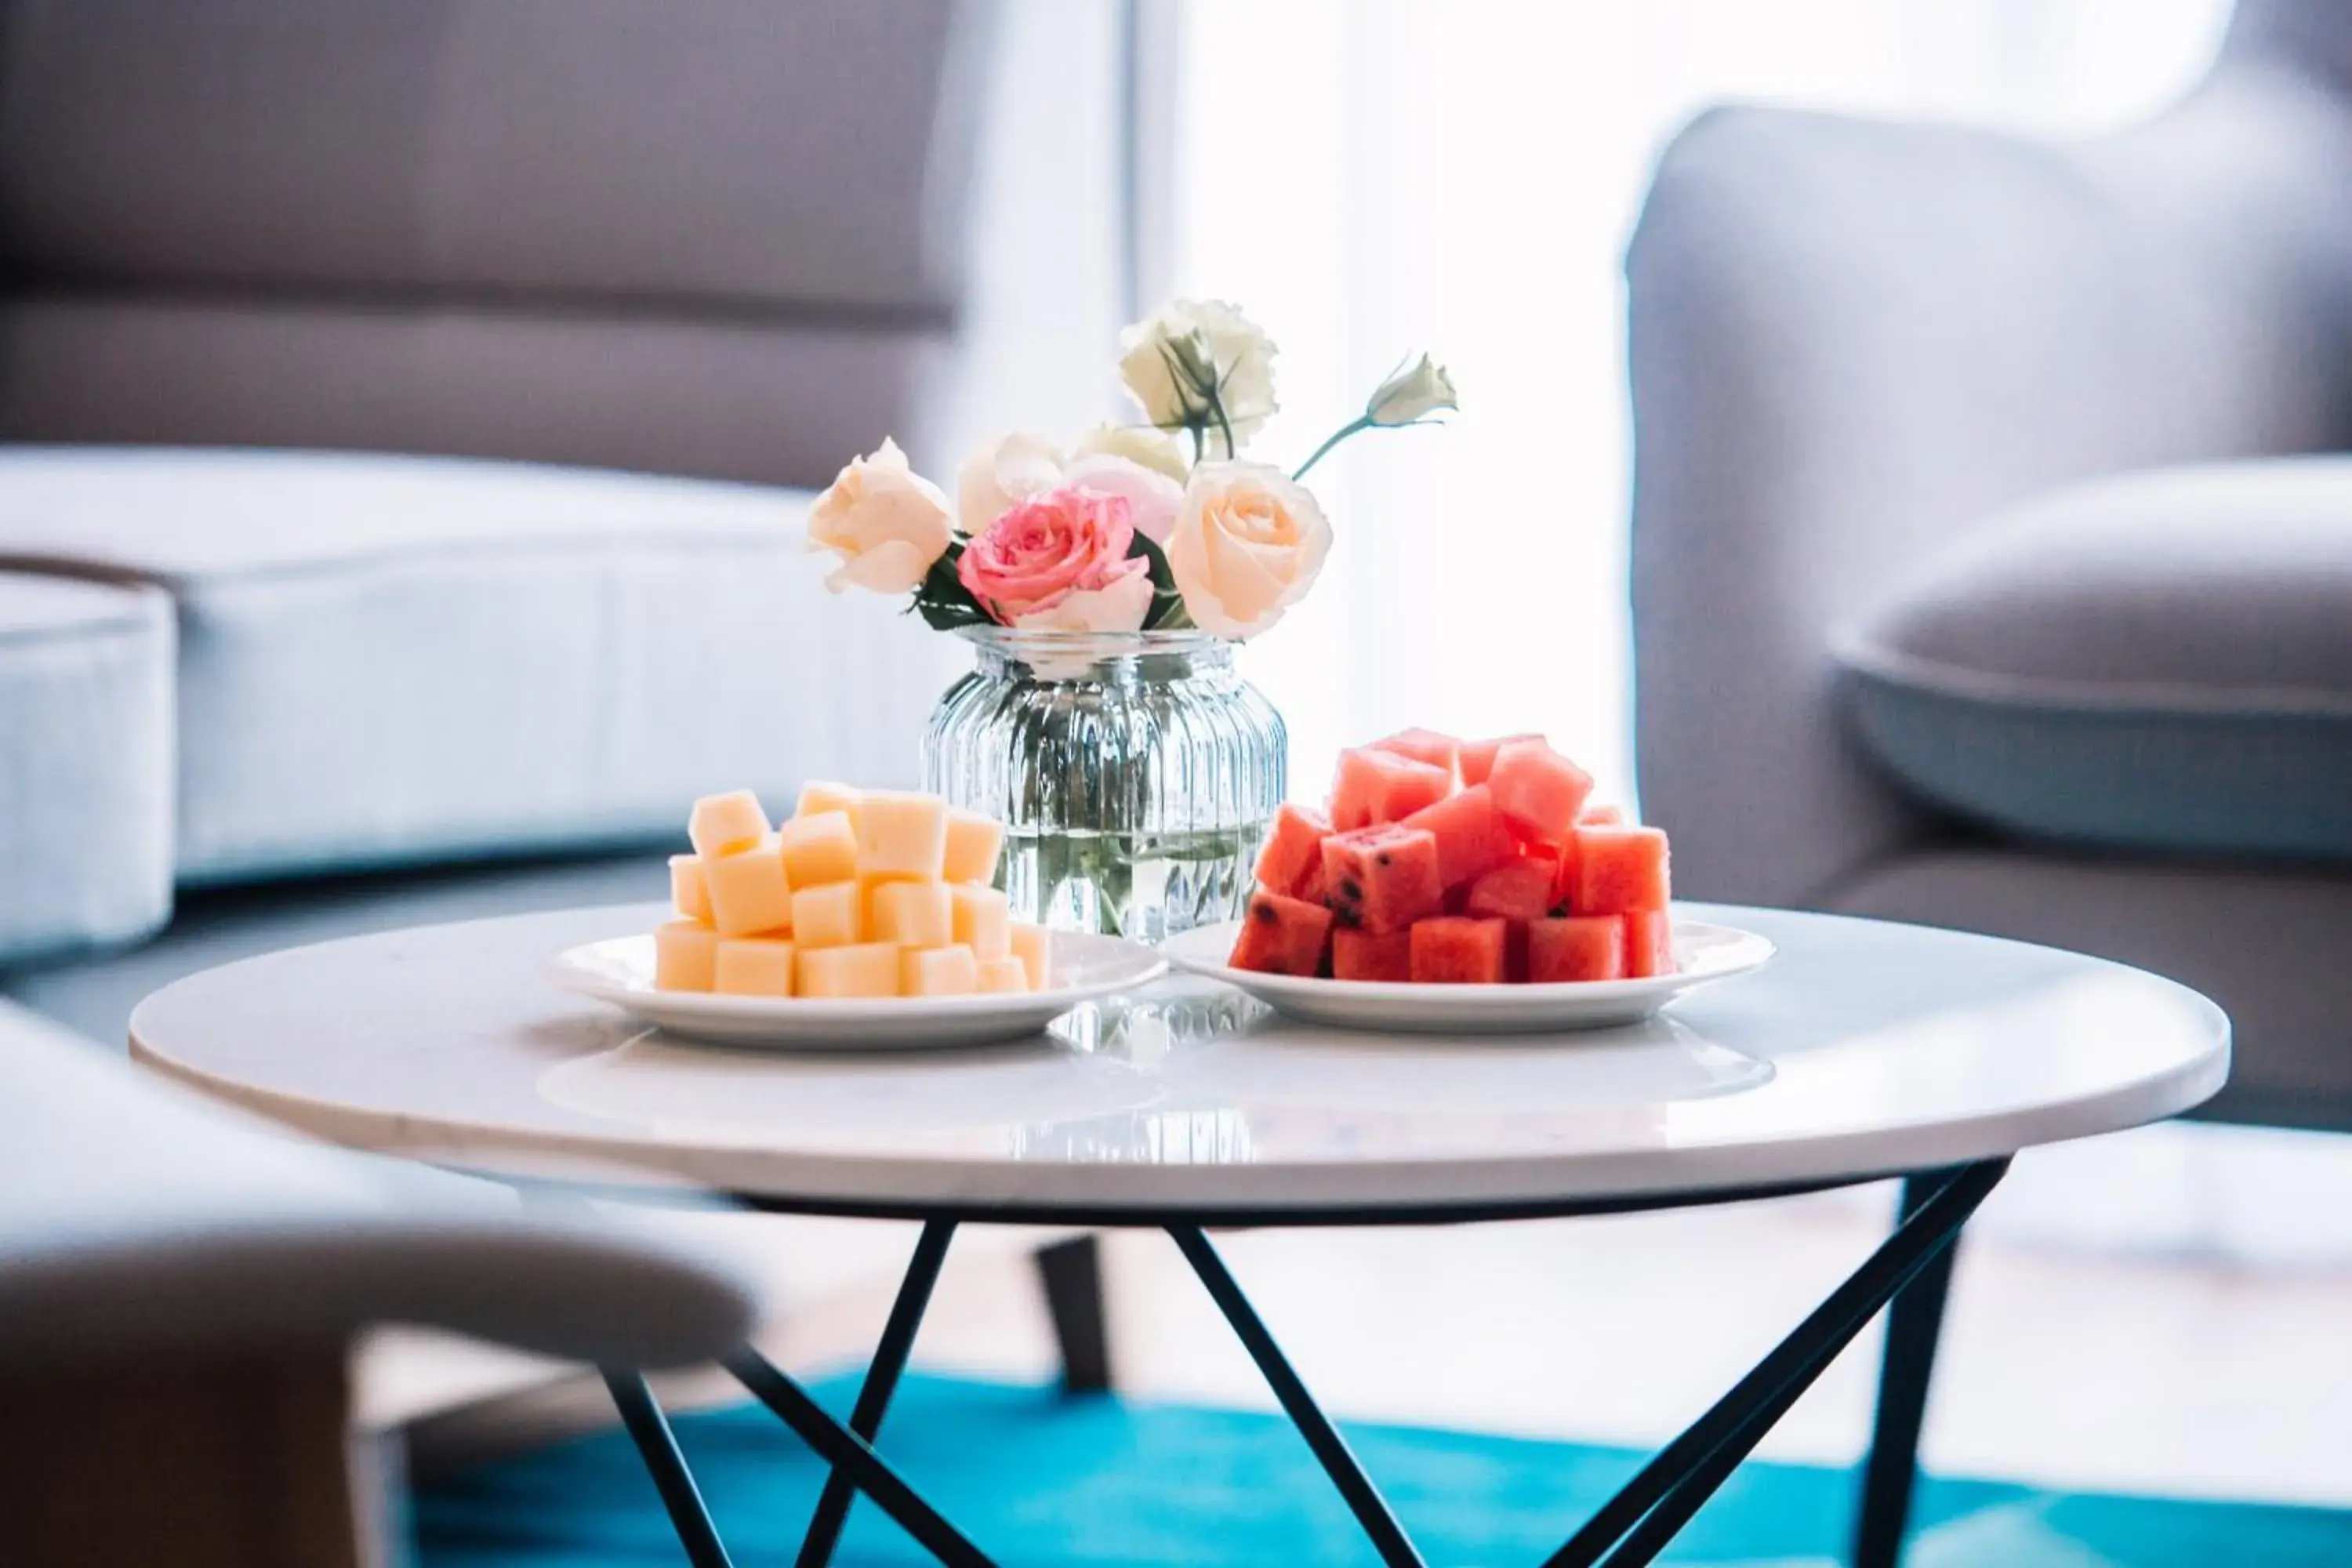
413,1374,2352,1566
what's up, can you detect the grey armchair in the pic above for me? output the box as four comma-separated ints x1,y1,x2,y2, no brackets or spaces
1628,1,2352,1560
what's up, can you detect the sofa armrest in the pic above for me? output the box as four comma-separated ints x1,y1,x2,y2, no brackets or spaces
1626,55,2352,906
0,1002,762,1373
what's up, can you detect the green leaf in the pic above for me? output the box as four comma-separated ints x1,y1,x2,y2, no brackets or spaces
1127,532,1191,630
910,540,994,631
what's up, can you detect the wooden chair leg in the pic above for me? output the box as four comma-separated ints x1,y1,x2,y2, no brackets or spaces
0,1348,381,1567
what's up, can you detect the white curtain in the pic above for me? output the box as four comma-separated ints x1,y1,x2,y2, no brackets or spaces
1165,0,2230,812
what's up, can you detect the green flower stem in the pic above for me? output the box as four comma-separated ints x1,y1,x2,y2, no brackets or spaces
1292,416,1374,481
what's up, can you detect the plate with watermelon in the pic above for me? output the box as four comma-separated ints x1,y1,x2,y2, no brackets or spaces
1160,729,1773,1034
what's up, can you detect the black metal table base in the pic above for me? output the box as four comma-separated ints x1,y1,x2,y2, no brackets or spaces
601,1160,2006,1568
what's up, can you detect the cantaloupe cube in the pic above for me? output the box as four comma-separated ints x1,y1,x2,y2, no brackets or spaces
798,942,902,998
858,791,950,880
871,880,953,947
704,840,793,937
949,884,1011,960
669,855,712,924
714,937,796,996
942,808,1006,884
797,781,862,826
688,789,769,858
858,874,906,929
779,809,858,888
1009,923,1054,991
791,881,862,949
975,955,1031,993
902,943,979,996
653,920,720,991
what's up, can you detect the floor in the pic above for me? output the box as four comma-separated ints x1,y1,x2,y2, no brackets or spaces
384,1120,2352,1510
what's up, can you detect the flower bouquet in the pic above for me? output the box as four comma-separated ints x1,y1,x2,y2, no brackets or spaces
804,299,1456,938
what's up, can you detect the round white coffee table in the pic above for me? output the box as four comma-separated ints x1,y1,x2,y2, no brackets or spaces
130,901,2226,1568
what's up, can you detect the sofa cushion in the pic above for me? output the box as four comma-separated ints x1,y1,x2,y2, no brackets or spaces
0,446,949,884
0,570,172,961
1834,460,2352,862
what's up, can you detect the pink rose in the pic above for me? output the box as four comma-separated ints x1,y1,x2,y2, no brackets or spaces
958,484,1153,632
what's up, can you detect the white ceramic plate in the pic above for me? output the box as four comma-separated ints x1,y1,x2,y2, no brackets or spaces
1159,917,1773,1034
546,931,1167,1051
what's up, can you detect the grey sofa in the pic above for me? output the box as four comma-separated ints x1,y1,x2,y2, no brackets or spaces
0,997,763,1566
1628,1,2352,1559
0,0,1136,1047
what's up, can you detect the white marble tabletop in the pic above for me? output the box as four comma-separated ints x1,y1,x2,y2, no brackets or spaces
128,902,2228,1219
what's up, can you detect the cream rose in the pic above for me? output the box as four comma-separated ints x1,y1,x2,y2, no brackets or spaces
804,436,953,594
1117,299,1278,453
955,430,1065,535
1073,423,1189,483
1165,461,1332,638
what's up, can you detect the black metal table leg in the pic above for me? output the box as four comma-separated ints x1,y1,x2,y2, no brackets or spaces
1035,1232,1114,1393
796,1218,957,1567
1853,1173,1961,1568
601,1369,736,1568
725,1348,997,1568
1168,1225,1428,1568
1542,1160,2009,1568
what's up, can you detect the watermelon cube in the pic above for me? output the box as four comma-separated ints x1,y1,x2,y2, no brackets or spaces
1624,909,1676,978
1321,824,1445,935
1463,859,1555,923
1409,916,1508,984
1581,804,1626,826
1528,916,1625,982
1228,891,1334,976
1486,740,1595,848
1458,733,1544,787
1254,802,1331,900
1332,927,1414,983
1400,785,1518,890
1575,825,1671,914
1370,727,1461,779
1329,746,1454,831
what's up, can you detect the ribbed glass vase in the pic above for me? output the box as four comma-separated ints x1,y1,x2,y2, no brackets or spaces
921,628,1285,941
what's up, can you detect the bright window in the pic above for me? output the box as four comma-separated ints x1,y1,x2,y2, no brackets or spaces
1167,0,2229,806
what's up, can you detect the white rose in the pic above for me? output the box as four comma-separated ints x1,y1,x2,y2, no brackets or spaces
1073,423,1189,483
1165,461,1332,639
955,430,1065,534
1365,354,1458,426
1064,452,1182,544
1117,299,1278,452
804,436,953,594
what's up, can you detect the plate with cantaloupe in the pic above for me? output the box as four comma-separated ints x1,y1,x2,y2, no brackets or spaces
1160,729,1773,1034
546,784,1165,1049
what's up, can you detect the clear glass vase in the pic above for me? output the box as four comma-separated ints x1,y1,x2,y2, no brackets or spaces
921,628,1286,941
